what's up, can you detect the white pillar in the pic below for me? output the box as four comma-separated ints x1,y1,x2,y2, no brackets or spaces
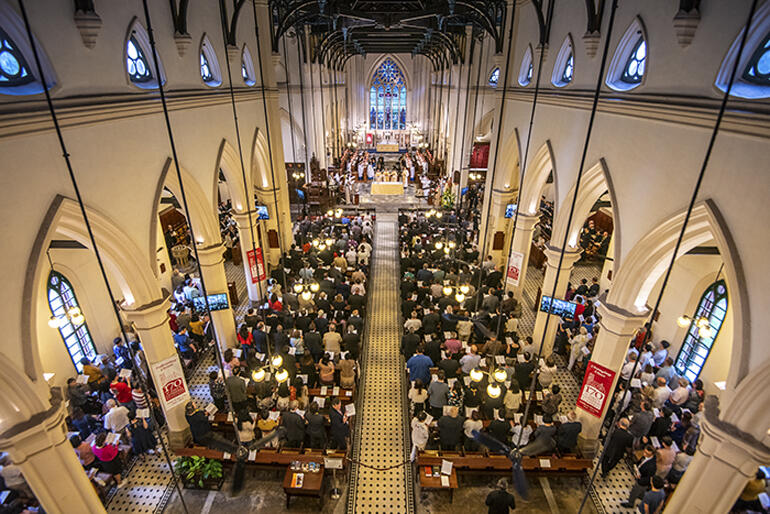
233,212,267,303
576,302,647,454
196,243,239,350
531,246,582,354
124,299,192,447
505,213,540,300
664,399,770,513
0,404,106,513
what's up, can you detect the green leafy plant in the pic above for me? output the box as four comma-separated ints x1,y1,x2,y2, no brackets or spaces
174,456,223,488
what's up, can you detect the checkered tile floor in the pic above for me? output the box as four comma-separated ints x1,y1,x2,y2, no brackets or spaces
518,259,636,513
107,261,249,513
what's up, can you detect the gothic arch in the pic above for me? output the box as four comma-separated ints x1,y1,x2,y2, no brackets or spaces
251,127,274,192
214,139,251,213
279,107,307,163
149,158,222,277
22,196,161,384
606,200,749,396
549,158,620,264
518,141,558,217
365,54,412,88
493,127,521,192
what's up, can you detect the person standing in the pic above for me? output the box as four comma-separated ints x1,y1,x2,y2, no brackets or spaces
601,418,634,477
485,478,516,513
637,475,666,513
621,445,657,509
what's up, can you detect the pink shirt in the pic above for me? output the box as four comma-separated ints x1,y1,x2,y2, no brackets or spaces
93,443,119,462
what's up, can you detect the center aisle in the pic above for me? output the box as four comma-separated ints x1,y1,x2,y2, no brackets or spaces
347,211,415,514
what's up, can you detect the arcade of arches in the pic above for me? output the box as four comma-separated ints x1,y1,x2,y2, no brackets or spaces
0,1,769,513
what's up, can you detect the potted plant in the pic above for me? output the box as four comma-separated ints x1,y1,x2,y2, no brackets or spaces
174,456,225,490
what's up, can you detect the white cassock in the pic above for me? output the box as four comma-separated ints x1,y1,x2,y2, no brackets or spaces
357,162,364,180
410,164,415,180
367,163,374,179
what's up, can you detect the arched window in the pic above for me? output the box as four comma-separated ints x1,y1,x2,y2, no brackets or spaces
241,45,256,86
126,36,152,84
743,32,770,85
606,17,647,91
716,1,770,98
48,271,97,372
488,67,500,87
0,27,32,87
125,19,164,90
199,35,222,87
518,45,533,86
369,58,407,130
675,279,728,382
551,35,574,87
0,2,56,96
621,37,646,84
562,53,574,83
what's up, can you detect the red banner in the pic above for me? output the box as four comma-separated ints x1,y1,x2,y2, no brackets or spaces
247,248,266,284
576,361,616,418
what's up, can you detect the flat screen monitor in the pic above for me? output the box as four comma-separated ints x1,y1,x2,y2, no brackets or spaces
504,203,517,218
255,205,269,220
539,295,577,320
193,293,230,312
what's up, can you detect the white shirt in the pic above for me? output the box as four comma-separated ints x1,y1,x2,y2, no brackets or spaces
621,360,637,380
411,418,429,449
463,418,483,438
652,385,672,408
104,405,130,432
653,349,668,367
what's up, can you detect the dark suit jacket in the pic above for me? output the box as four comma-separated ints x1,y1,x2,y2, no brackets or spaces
329,408,349,439
305,412,327,437
555,421,582,451
304,332,323,359
437,415,463,447
636,454,657,487
605,428,634,463
422,312,441,334
485,489,516,513
281,411,306,443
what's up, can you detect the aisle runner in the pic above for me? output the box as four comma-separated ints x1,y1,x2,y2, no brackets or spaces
347,212,414,513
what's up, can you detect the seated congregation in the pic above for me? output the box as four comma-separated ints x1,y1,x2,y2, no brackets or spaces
398,209,724,512
55,210,373,504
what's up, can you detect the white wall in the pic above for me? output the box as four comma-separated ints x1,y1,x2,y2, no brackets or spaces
648,254,732,397
36,248,121,389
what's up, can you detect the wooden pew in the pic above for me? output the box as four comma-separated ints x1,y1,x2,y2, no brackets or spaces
416,450,592,477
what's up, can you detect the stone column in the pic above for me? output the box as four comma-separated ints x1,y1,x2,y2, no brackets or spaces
486,187,516,264
196,243,238,349
124,298,192,447
576,302,648,456
531,246,582,355
504,213,540,300
664,398,770,513
0,404,106,513
233,212,267,303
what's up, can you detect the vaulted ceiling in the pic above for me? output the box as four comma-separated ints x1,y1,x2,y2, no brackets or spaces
269,0,508,69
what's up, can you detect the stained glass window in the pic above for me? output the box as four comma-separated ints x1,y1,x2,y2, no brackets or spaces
369,58,407,130
0,27,32,87
488,67,500,87
126,36,152,84
562,53,574,83
743,32,770,85
675,280,728,383
48,271,97,372
200,52,213,82
621,37,646,84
